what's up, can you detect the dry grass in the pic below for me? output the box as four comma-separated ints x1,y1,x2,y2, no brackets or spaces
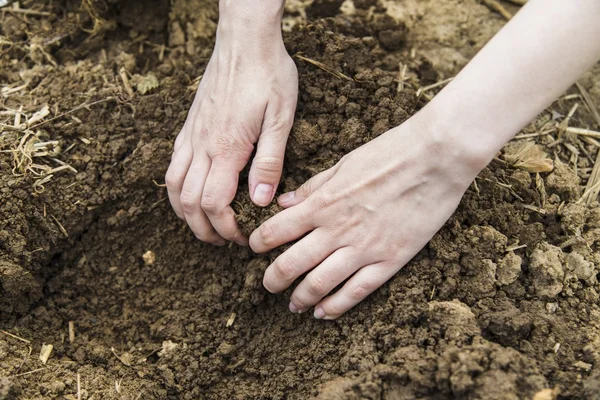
481,0,513,20
80,0,110,35
0,329,31,344
503,141,554,173
501,0,527,5
576,81,600,127
294,54,353,81
1,98,115,192
416,77,453,97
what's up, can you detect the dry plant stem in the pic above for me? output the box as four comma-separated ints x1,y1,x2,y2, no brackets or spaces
119,68,134,98
111,347,131,366
4,8,50,16
69,321,75,343
557,103,579,138
481,0,513,20
501,0,527,5
29,97,116,130
564,126,600,139
397,63,407,92
50,214,69,237
416,77,453,97
0,329,31,344
581,150,600,205
576,81,600,127
10,368,46,378
294,54,353,81
77,373,81,400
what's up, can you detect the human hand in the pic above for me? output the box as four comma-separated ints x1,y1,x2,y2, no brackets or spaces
249,114,487,319
165,8,298,246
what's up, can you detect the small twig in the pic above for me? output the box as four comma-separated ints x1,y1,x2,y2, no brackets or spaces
10,367,46,378
514,129,556,140
3,4,51,16
482,0,513,20
576,82,600,127
69,321,75,343
0,123,23,132
416,77,453,97
522,204,547,215
557,103,579,138
500,0,527,5
0,329,31,344
29,97,117,130
396,63,407,93
578,176,600,205
111,347,131,367
294,54,353,81
119,68,134,98
561,94,581,101
50,214,69,238
564,127,600,139
506,244,527,252
77,373,82,400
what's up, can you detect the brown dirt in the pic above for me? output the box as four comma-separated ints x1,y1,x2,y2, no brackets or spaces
1,0,600,399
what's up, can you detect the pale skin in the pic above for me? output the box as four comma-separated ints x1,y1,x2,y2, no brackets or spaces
166,0,600,319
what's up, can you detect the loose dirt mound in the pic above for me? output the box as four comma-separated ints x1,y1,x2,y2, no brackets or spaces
1,0,600,399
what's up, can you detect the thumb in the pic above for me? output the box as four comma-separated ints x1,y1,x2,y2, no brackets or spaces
277,166,338,208
249,107,293,207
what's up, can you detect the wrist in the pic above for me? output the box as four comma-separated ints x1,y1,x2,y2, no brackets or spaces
416,95,505,178
406,103,497,185
218,0,285,42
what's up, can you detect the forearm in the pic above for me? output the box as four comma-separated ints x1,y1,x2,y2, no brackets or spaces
421,0,600,172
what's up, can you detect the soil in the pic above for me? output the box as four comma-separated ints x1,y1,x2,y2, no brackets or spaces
1,0,600,399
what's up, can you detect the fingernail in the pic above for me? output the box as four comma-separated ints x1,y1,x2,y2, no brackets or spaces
289,302,299,313
278,191,296,205
314,307,326,319
253,184,274,207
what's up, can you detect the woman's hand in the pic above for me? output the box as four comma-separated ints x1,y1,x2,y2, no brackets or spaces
249,114,486,319
166,5,298,246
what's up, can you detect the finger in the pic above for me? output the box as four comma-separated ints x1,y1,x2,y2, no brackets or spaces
180,152,225,245
314,261,397,320
165,136,193,219
289,247,364,313
249,103,294,207
249,202,316,253
202,157,248,246
263,229,337,295
277,166,339,208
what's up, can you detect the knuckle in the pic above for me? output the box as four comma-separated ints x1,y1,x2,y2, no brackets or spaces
191,225,216,243
306,275,327,296
274,255,296,281
173,131,186,150
323,302,343,318
220,226,241,241
180,190,198,212
263,275,278,294
349,281,374,300
259,220,278,247
200,193,221,214
214,125,255,155
311,190,335,211
165,169,183,189
253,156,283,175
264,111,293,134
194,232,212,242
290,293,308,309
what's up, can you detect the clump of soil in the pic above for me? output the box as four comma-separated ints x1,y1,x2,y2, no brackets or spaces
1,0,600,399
